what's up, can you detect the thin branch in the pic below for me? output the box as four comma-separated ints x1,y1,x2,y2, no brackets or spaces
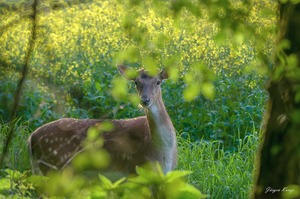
0,0,95,35
0,0,38,168
0,0,102,168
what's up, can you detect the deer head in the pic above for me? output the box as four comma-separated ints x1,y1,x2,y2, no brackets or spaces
117,65,169,107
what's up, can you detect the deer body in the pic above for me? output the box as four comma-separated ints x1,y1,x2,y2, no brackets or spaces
28,65,177,176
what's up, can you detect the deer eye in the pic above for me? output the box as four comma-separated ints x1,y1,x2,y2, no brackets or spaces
157,80,161,85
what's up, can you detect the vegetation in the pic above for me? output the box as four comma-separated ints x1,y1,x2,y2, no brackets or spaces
0,0,277,198
254,2,300,198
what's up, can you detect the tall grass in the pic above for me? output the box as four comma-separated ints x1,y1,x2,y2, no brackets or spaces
0,120,31,172
177,128,259,198
0,120,259,198
0,0,269,198
0,0,269,147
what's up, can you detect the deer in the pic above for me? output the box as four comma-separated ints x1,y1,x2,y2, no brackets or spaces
27,65,177,178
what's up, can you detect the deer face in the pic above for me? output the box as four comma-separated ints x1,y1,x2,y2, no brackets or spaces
117,65,168,107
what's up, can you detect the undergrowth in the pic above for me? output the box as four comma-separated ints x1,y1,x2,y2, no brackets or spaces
0,0,270,198
177,129,259,198
0,120,259,198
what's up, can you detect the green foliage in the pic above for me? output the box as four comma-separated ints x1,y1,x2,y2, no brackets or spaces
72,124,111,172
128,163,207,199
0,120,31,172
177,128,259,198
0,169,35,198
0,0,274,145
24,164,206,199
0,124,258,198
0,0,276,198
282,184,300,199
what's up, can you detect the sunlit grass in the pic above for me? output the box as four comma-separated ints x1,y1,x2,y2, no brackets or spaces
0,0,271,197
177,129,259,198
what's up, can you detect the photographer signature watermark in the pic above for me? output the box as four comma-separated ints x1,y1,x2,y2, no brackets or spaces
265,187,295,194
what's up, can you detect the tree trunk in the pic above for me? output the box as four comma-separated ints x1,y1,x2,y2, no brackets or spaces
253,2,300,199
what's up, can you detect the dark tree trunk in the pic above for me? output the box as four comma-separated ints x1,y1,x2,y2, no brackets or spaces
253,2,300,199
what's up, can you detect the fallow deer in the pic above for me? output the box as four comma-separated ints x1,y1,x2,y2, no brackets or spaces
27,65,177,177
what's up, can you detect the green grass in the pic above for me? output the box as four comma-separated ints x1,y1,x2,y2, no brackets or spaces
0,0,270,197
0,0,269,147
0,119,259,198
177,130,259,198
0,120,31,172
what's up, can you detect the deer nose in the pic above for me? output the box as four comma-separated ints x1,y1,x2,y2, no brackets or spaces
141,97,150,106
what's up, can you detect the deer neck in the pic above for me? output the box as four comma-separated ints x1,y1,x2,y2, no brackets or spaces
145,92,176,173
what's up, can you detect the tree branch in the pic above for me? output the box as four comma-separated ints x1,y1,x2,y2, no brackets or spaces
0,0,38,168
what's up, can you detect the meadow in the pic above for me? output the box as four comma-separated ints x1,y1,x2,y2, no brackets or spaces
0,0,275,198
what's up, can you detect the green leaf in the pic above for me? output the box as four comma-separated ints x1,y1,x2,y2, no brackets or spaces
178,184,208,199
26,175,49,188
287,54,298,69
46,169,85,197
111,76,128,100
87,126,101,141
143,56,159,76
5,169,23,180
183,84,201,101
125,45,141,64
165,180,207,199
95,82,102,92
113,177,127,188
129,93,140,107
165,170,192,183
72,150,110,171
99,175,113,189
201,82,215,100
133,163,164,185
99,174,126,190
0,178,11,191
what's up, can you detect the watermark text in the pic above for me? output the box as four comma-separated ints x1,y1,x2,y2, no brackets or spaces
265,187,295,194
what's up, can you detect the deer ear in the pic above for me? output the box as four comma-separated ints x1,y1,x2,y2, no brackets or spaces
117,65,137,80
159,69,169,80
